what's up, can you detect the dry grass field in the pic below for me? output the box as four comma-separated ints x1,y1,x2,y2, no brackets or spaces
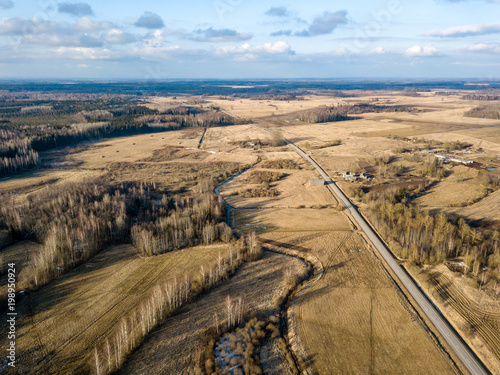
445,189,500,222
413,264,500,374
67,130,202,169
207,95,344,119
121,250,306,374
1,91,498,374
4,243,232,375
235,208,350,234
415,165,485,208
259,230,456,375
220,168,336,209
0,241,41,295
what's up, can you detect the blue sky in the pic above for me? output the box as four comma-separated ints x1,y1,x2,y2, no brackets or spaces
0,0,499,79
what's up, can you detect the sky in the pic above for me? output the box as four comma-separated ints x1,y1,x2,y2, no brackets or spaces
0,0,500,79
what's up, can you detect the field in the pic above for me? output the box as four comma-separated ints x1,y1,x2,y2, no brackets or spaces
1,87,500,375
444,189,500,222
121,250,306,374
207,95,345,118
413,264,500,375
415,165,485,208
258,229,456,375
3,243,233,374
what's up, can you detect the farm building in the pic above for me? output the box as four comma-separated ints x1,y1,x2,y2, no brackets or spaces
434,154,473,164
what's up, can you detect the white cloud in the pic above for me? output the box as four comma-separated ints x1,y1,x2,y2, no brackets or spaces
426,23,500,37
216,41,291,56
457,43,500,53
369,46,386,55
405,45,441,57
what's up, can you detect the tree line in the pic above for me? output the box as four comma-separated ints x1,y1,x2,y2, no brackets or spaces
363,188,499,283
0,175,234,291
92,233,262,375
299,104,414,123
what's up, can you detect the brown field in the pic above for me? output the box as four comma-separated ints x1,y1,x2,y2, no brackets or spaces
413,264,500,374
415,165,485,208
67,130,202,169
4,243,232,374
0,241,41,295
235,208,350,234
259,230,456,375
445,189,500,222
207,95,345,119
2,91,499,374
222,143,458,374
121,250,306,375
220,168,337,209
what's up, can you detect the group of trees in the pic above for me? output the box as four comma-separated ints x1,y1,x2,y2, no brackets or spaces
299,104,414,124
0,174,237,290
1,182,128,289
364,188,499,281
93,233,262,375
131,193,231,256
462,94,499,101
135,110,241,128
464,104,500,120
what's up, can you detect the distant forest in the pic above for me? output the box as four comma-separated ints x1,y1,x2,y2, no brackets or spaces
0,94,244,176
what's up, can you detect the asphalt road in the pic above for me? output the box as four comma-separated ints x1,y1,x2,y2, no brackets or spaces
249,123,489,375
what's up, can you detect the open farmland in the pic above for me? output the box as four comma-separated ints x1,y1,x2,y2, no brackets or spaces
415,165,486,208
445,189,500,222
121,250,306,375
259,229,457,375
4,243,233,374
1,84,499,375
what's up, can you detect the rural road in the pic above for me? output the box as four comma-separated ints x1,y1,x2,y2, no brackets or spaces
246,121,489,375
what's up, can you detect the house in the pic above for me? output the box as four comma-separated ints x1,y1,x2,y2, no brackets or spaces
359,173,372,181
341,171,357,181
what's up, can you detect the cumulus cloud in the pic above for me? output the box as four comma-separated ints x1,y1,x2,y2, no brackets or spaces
426,23,500,37
369,46,387,55
57,2,94,17
215,41,292,61
405,45,441,57
104,29,138,45
0,0,13,10
134,12,164,29
265,7,290,17
0,16,137,47
295,10,348,37
189,28,252,42
457,43,500,53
